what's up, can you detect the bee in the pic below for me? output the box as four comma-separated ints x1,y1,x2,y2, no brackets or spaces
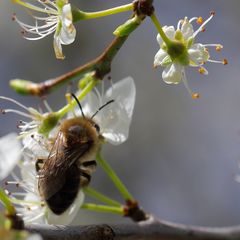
36,94,114,215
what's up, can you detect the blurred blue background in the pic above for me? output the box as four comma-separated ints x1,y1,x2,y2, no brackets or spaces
1,0,240,227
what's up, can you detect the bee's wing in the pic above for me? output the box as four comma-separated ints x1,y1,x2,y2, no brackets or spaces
38,131,92,200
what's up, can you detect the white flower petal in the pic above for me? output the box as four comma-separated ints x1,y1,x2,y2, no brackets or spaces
59,26,76,45
53,35,64,59
60,4,76,45
157,26,175,45
154,49,168,67
162,63,183,84
20,160,37,184
95,77,135,145
188,43,210,66
100,101,130,145
105,77,135,118
24,192,46,224
47,190,84,225
181,17,194,40
27,234,43,240
22,133,49,160
0,133,21,180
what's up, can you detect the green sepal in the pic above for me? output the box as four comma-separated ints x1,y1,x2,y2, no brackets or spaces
161,55,172,67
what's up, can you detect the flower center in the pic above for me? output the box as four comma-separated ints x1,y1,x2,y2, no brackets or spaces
167,41,189,65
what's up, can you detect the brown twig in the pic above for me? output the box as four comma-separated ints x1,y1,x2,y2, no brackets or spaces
29,36,128,96
11,0,155,97
25,216,240,240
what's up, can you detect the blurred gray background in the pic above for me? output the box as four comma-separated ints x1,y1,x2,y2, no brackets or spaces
1,0,240,227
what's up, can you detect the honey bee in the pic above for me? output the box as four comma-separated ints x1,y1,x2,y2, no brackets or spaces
36,94,114,215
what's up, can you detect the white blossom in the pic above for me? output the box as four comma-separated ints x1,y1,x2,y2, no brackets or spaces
154,12,227,98
5,148,84,224
74,77,136,145
1,78,135,223
0,133,21,180
13,0,76,59
1,97,84,224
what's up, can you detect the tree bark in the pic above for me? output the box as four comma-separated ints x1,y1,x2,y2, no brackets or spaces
26,216,240,240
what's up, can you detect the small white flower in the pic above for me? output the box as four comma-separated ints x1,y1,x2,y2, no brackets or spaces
1,97,84,224
74,77,136,145
13,0,76,59
1,78,135,223
154,12,227,98
5,153,84,224
0,133,21,180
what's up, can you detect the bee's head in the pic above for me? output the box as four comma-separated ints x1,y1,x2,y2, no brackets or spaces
67,124,88,144
71,93,114,135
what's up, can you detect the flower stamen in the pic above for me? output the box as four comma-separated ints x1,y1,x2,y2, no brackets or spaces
13,0,76,59
13,0,57,15
193,11,215,38
196,16,203,25
198,67,208,75
181,70,200,99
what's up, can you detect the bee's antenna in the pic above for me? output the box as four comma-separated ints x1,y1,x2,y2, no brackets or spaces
71,93,85,118
91,100,114,119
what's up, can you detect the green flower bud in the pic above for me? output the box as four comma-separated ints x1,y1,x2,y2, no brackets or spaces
10,79,34,95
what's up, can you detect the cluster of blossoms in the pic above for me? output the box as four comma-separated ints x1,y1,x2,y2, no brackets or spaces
11,0,226,98
4,0,228,227
12,0,76,59
0,77,135,224
154,12,227,98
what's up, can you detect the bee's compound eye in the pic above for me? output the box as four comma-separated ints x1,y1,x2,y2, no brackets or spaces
68,125,85,137
93,123,100,133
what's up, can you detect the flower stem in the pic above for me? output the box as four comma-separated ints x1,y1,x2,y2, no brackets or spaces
56,79,98,118
0,189,16,215
84,187,122,207
81,203,124,215
73,3,133,21
150,12,172,46
96,152,134,201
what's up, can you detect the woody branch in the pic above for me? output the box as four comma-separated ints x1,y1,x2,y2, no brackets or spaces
26,216,240,240
10,0,154,97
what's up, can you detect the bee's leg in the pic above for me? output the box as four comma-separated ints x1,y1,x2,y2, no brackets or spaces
82,160,97,172
35,159,44,173
80,170,92,187
80,160,97,187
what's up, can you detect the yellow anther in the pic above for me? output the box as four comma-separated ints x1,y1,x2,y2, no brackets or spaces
216,45,223,52
210,11,216,16
222,58,228,65
192,93,200,99
198,67,206,74
197,17,203,25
